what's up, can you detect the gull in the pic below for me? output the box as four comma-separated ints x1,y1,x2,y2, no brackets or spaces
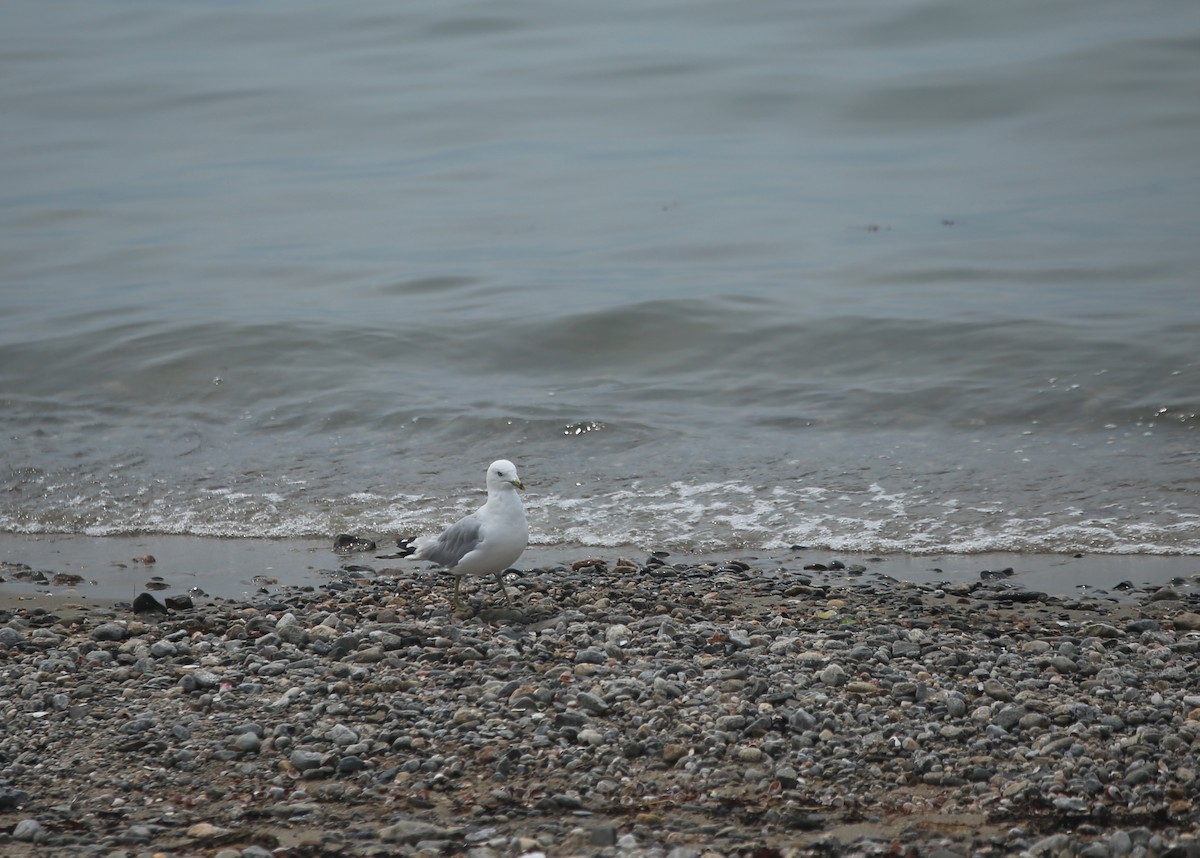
397,459,528,607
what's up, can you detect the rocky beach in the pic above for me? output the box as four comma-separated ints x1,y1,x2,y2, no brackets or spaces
2,551,1199,858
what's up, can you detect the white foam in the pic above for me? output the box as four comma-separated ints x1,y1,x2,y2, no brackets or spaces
4,478,1199,556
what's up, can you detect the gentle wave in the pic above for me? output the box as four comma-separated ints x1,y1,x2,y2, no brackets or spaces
4,312,1194,432
4,0,1199,558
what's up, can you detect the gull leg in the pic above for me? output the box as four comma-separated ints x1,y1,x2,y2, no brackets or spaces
452,575,464,610
494,571,515,608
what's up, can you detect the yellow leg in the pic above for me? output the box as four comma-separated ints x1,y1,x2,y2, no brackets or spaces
494,571,515,607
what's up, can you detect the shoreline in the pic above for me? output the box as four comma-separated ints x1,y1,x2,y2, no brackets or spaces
1,533,1198,609
1,549,1199,856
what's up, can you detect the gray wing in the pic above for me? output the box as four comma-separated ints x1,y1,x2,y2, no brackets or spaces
417,517,483,570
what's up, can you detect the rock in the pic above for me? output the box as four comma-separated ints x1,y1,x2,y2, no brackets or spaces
1126,619,1161,633
1053,796,1088,813
0,787,30,810
230,732,262,753
1173,612,1200,631
337,755,366,774
325,723,359,745
335,533,376,553
1031,833,1072,855
1146,587,1180,602
945,693,968,718
819,663,847,687
994,704,1027,730
187,822,234,839
589,825,618,847
90,622,126,641
846,680,880,694
132,592,167,613
1124,764,1156,786
574,647,607,664
662,743,689,764
290,749,325,771
577,691,610,714
1109,831,1133,856
12,818,44,841
605,625,632,645
378,820,456,843
981,679,1014,701
578,728,605,746
189,669,220,689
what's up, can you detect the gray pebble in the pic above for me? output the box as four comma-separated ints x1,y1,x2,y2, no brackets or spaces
1110,831,1134,856
590,825,618,846
378,820,454,843
90,622,126,641
2,555,1197,858
12,818,45,841
290,749,325,771
574,647,607,664
230,732,262,753
819,663,847,686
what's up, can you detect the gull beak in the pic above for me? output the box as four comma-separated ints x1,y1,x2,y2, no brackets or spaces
512,477,526,491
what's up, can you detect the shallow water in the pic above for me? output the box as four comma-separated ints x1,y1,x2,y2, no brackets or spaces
1,534,1197,604
3,0,1199,557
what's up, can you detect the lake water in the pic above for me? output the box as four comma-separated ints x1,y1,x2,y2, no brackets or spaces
3,0,1199,559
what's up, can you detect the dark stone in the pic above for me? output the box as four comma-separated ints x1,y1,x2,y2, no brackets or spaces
589,825,618,847
1162,845,1200,858
986,588,1046,603
0,787,29,810
1126,619,1161,634
164,595,193,611
555,711,589,728
132,592,167,614
334,533,375,553
328,635,361,659
337,756,366,774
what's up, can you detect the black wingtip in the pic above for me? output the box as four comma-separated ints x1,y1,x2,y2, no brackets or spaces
396,536,418,558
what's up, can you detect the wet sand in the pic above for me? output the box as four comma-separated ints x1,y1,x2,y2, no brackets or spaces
2,533,1198,607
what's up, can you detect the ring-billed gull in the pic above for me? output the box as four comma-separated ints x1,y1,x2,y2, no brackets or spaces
397,459,528,607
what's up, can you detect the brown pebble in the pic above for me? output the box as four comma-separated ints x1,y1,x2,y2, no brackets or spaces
572,558,606,571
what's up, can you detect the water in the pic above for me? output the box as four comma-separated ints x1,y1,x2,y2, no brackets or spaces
3,0,1199,558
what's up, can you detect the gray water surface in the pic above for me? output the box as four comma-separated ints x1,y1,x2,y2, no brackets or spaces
3,0,1199,556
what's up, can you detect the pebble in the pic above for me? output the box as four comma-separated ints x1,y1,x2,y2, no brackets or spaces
0,555,1197,857
12,818,45,842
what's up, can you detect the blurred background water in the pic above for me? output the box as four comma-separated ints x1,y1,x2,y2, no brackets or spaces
3,0,1198,556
